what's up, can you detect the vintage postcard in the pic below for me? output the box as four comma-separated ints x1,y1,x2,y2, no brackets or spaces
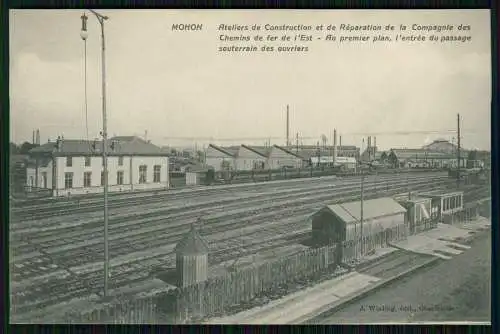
9,9,491,324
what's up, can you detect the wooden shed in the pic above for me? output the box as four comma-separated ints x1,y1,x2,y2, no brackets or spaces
311,197,407,262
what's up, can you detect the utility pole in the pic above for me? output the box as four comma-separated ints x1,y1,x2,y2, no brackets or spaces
360,167,364,257
457,113,461,188
81,9,110,297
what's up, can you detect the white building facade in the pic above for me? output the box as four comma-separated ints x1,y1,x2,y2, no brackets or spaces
26,137,169,197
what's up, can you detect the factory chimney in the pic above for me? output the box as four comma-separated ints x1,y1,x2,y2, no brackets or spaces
333,129,337,167
286,105,290,147
367,136,372,161
36,129,40,145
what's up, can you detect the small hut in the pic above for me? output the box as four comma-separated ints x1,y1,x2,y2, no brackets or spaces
174,223,210,288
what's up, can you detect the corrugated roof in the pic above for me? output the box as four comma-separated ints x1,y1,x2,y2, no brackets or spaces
28,138,165,156
174,224,209,256
320,197,406,224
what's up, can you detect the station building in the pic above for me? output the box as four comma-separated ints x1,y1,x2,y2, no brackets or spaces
26,136,169,197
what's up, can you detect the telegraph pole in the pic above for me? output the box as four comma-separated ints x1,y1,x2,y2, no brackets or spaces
81,9,110,297
360,137,365,257
457,113,461,187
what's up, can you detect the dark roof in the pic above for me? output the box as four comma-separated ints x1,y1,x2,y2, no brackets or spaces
273,145,303,158
208,144,239,157
241,145,272,158
174,224,210,256
28,138,166,156
315,197,406,224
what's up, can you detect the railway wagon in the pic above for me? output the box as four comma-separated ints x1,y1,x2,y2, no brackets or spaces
416,190,464,222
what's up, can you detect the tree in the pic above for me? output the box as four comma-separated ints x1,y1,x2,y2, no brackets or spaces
10,142,20,154
19,142,39,154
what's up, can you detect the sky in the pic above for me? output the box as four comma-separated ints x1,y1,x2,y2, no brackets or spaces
9,9,491,151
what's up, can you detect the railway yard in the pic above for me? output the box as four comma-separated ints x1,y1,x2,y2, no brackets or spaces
9,171,490,321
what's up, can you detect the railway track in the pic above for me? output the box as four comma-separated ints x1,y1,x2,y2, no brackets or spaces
10,172,446,221
11,175,448,262
11,176,456,315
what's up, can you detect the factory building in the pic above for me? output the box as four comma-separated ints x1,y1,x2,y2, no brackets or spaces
204,144,239,171
388,149,467,169
235,145,271,171
268,145,303,169
26,136,169,197
311,197,407,263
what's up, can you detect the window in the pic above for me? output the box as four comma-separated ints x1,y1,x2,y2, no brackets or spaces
153,165,161,183
84,172,92,187
41,172,47,188
101,171,108,186
66,157,73,167
85,156,91,167
64,172,73,189
139,165,147,184
117,171,124,185
118,156,124,166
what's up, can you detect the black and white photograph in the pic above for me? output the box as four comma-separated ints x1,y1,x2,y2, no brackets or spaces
9,9,491,324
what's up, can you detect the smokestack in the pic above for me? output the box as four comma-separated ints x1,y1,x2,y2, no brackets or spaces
36,129,40,145
333,129,337,166
286,105,290,147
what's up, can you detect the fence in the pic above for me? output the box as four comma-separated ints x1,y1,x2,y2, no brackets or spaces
342,223,408,263
59,293,160,324
173,245,337,323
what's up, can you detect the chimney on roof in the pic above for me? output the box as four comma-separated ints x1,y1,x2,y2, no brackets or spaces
56,136,62,152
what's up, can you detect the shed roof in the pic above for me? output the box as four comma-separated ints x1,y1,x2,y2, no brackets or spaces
208,144,239,157
241,145,272,158
174,224,210,256
316,197,406,224
273,145,303,159
417,190,464,198
29,138,166,156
